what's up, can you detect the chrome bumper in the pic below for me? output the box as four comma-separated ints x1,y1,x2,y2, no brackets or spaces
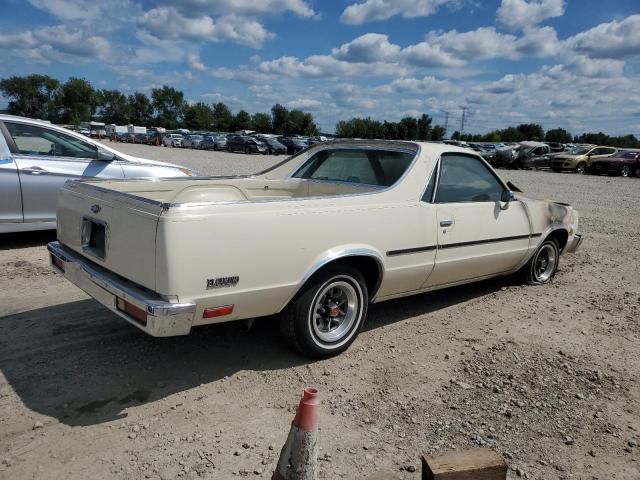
564,233,584,253
48,241,195,337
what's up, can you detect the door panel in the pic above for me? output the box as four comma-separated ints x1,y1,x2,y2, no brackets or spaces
0,157,23,224
424,153,532,288
425,201,531,287
15,156,124,223
3,120,125,224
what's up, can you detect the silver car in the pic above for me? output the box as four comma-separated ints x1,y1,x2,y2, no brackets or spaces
0,115,196,233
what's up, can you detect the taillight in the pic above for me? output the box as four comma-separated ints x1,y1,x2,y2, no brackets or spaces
203,305,234,319
116,298,148,325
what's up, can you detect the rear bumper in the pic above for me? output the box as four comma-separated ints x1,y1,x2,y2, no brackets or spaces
564,233,584,253
48,241,195,337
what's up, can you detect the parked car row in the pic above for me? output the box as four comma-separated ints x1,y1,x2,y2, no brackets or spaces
474,141,639,177
158,131,324,155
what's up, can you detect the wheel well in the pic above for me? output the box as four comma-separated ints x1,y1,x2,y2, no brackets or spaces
323,256,382,298
547,229,569,252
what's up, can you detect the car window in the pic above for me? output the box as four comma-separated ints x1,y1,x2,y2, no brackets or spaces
435,154,504,203
421,163,438,202
292,149,414,187
5,121,98,160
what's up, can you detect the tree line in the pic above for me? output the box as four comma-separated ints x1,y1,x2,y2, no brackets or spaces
335,114,446,141
0,74,319,135
450,123,639,149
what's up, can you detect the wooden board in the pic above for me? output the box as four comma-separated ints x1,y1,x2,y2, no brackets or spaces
422,449,507,480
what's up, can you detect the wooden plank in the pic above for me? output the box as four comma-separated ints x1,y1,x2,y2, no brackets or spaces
422,449,507,480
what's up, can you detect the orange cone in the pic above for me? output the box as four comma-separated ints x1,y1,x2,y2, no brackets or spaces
273,387,320,480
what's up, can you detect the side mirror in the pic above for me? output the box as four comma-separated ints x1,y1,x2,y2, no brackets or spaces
500,190,515,210
97,149,116,162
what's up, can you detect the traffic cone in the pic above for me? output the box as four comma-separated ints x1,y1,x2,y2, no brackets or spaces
272,387,320,480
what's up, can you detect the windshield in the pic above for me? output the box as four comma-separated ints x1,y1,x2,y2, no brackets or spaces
568,147,590,155
292,148,414,187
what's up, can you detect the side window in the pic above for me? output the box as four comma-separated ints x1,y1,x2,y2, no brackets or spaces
5,122,98,160
292,149,414,187
435,154,505,203
421,162,438,202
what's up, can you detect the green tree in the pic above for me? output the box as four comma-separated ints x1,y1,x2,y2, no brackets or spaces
128,92,153,126
184,102,214,130
399,117,418,140
429,125,446,141
151,85,185,129
288,109,318,136
55,77,96,124
251,112,272,133
212,102,233,131
0,74,60,120
417,114,432,140
97,89,130,125
544,127,572,144
231,110,252,131
271,104,289,135
516,123,544,141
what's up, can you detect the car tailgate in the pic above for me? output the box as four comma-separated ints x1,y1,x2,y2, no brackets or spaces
56,180,164,291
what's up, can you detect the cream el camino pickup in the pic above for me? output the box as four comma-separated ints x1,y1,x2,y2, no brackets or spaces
48,141,583,357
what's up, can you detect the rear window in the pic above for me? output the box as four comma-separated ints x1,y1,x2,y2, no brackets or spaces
292,149,414,187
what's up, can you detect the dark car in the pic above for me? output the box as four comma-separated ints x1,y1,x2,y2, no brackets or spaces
258,137,287,155
545,142,566,153
145,132,164,146
278,136,308,155
200,135,227,150
116,131,133,142
587,151,640,177
494,142,551,169
227,135,268,154
134,133,150,144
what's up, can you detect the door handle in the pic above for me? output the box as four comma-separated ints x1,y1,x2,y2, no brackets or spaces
23,167,49,175
440,220,454,227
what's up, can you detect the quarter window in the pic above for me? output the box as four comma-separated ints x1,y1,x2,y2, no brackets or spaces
435,154,505,203
5,122,98,160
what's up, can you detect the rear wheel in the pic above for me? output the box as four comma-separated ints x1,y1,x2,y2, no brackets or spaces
621,165,630,177
280,265,368,358
521,238,560,285
576,162,586,174
635,166,640,177
245,146,251,154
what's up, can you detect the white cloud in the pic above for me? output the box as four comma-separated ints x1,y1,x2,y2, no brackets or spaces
138,8,273,48
287,98,323,109
340,0,465,24
332,34,401,63
497,0,565,29
566,15,640,60
154,0,315,18
0,25,111,63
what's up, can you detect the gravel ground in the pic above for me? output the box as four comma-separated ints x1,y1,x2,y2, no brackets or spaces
0,143,639,480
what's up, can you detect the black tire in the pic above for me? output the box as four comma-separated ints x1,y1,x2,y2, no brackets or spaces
279,264,368,358
621,165,630,177
635,166,640,178
576,162,586,174
245,146,251,154
521,237,560,285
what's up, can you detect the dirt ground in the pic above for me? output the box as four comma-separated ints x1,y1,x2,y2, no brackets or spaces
1,144,639,480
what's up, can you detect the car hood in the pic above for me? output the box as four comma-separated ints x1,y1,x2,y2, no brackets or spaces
555,154,583,160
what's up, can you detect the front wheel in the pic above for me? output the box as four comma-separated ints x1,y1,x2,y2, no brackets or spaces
521,238,560,285
621,165,630,177
576,162,586,174
279,265,368,358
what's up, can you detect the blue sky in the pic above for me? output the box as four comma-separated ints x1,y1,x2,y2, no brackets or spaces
1,0,639,135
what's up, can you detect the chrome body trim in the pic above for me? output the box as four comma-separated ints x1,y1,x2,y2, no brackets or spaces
564,233,584,253
47,241,195,336
276,247,386,312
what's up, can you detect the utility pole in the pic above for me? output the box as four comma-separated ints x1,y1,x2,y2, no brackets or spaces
460,106,468,134
443,111,449,137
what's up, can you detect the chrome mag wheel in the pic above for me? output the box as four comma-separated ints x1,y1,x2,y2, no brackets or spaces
533,243,557,282
310,280,360,344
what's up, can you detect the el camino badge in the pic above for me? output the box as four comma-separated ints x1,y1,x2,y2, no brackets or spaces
207,276,239,289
